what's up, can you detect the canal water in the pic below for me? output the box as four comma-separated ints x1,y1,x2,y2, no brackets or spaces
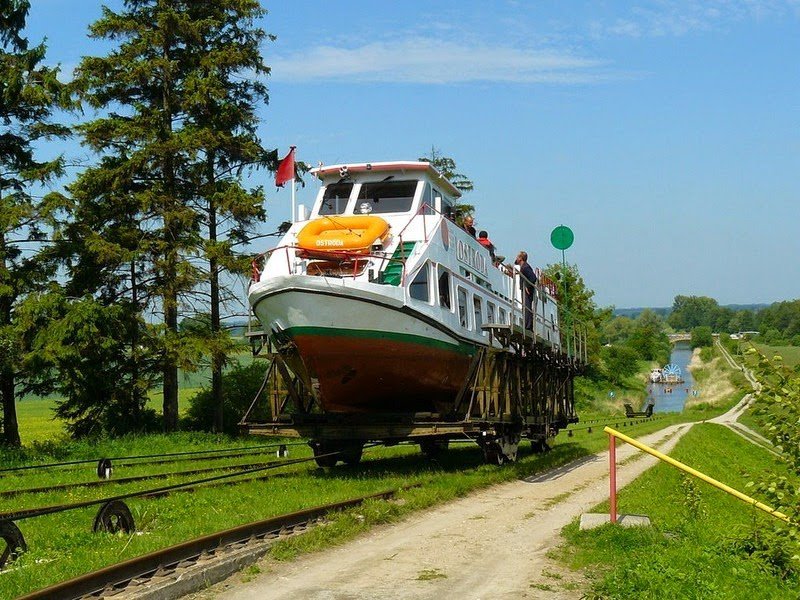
647,341,696,413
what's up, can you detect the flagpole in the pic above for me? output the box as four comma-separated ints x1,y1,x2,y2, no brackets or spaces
291,174,296,223
290,146,297,223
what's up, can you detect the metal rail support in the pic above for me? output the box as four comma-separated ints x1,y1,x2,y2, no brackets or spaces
605,426,790,524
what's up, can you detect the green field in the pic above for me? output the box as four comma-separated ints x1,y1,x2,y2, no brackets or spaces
13,349,257,445
556,424,799,599
752,343,800,368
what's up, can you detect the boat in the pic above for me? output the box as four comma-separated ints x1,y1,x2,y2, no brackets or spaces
248,161,564,415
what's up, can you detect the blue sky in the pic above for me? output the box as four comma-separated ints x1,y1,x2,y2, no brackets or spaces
27,1,800,308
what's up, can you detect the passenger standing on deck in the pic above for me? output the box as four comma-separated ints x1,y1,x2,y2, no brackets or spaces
515,251,537,330
462,215,476,238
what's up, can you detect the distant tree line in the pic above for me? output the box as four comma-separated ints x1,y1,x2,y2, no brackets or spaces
668,295,800,346
1,0,281,446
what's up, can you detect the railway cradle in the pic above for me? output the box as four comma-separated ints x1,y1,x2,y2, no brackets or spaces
241,321,585,466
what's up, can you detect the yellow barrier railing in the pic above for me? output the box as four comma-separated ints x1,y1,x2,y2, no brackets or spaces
604,426,789,524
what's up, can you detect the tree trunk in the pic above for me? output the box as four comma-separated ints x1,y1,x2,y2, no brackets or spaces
0,229,21,447
161,32,179,432
0,369,20,447
208,154,224,433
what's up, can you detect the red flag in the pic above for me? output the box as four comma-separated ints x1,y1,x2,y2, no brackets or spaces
275,146,295,187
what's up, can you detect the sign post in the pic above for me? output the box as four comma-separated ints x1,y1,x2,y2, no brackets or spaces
550,225,574,356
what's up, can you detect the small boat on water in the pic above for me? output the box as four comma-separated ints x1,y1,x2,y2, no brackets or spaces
248,161,564,416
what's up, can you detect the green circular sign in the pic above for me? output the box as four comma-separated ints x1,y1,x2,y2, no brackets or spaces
550,225,574,250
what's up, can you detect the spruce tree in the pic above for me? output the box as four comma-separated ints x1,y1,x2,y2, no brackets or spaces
72,1,206,431
0,0,67,446
71,1,275,431
181,1,274,433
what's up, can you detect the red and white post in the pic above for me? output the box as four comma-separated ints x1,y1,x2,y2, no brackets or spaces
609,432,617,524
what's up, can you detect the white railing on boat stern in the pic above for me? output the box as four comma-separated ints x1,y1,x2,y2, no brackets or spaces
249,245,408,285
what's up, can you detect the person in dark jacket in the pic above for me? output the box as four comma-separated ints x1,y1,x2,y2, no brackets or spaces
515,251,537,330
462,215,476,238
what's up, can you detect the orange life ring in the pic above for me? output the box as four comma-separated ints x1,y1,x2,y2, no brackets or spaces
296,216,390,254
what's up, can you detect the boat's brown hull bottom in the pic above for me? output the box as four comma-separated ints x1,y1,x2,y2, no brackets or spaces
290,330,475,415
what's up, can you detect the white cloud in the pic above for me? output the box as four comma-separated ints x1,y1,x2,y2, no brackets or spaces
270,38,612,85
590,0,800,39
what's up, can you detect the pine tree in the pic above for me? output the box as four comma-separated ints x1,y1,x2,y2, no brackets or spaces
181,1,274,433
71,1,207,431
0,0,67,446
71,1,275,431
419,146,475,222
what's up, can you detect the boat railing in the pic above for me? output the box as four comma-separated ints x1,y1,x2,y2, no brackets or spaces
507,268,587,362
250,244,407,284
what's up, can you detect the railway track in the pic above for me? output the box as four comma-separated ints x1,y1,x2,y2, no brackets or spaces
16,489,400,600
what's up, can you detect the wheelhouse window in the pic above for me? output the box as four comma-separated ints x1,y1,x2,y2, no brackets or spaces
498,307,507,325
319,182,353,215
457,287,469,328
473,296,483,333
410,262,430,302
437,266,451,309
356,180,417,214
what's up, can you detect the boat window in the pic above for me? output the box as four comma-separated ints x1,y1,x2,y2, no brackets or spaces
473,296,483,334
487,302,496,324
434,188,455,220
421,182,433,213
410,262,430,303
319,182,353,215
357,180,417,214
498,307,507,325
438,266,451,309
457,287,469,328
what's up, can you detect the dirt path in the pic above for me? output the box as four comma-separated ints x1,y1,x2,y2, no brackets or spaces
191,349,762,600
192,425,690,600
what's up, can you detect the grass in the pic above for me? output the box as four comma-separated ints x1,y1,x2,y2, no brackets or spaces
0,414,683,598
0,344,754,596
752,343,800,368
684,345,749,412
574,360,652,415
554,424,799,599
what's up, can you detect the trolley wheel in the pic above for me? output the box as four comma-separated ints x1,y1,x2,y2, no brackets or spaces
420,439,449,459
0,519,26,569
341,443,363,466
483,446,506,465
530,439,551,454
311,442,339,468
93,500,136,534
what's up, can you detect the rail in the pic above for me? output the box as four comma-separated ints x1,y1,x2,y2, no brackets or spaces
17,490,401,600
605,426,789,524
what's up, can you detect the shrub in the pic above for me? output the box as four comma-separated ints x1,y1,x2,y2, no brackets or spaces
185,361,270,435
601,344,639,384
691,326,713,349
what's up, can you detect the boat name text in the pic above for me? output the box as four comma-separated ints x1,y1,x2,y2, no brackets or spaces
456,240,488,276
